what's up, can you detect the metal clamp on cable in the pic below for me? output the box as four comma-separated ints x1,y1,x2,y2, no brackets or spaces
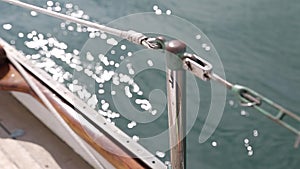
182,53,212,81
141,37,165,49
232,84,300,137
121,30,147,45
231,85,261,107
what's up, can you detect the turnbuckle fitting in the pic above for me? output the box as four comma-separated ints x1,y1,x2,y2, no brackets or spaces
182,53,212,81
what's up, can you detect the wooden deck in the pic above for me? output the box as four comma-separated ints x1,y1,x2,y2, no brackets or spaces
0,91,93,169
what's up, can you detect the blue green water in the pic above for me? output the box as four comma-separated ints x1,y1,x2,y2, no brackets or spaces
1,0,300,169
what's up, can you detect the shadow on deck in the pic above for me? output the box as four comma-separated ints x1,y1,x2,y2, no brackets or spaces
0,91,93,169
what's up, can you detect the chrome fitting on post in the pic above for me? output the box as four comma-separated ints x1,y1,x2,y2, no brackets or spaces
182,53,212,81
141,36,165,49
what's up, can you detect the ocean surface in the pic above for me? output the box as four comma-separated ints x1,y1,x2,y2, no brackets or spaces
1,0,300,169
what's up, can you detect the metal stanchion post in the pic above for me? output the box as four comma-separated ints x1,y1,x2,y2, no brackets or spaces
165,40,187,169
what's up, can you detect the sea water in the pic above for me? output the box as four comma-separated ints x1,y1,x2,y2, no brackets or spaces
0,0,300,168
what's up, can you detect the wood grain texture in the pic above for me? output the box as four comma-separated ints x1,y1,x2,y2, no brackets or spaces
0,91,93,169
0,62,147,169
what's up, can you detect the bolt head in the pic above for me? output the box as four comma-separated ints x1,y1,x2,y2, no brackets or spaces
165,40,186,54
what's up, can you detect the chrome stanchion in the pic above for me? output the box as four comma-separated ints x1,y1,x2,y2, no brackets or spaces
165,40,187,169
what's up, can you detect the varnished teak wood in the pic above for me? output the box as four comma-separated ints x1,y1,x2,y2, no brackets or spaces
0,62,147,169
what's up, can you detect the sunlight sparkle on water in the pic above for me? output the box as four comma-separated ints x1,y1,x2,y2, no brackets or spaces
89,32,96,38
211,141,218,147
195,34,201,40
166,10,172,15
120,45,127,50
228,100,234,106
18,32,24,38
15,2,171,156
2,23,12,30
155,151,166,158
132,135,139,142
68,84,82,92
125,86,133,98
253,130,259,137
127,52,133,57
151,110,157,115
147,60,154,67
135,99,152,111
205,46,211,51
102,102,110,111
72,49,79,55
67,25,74,31
240,110,249,117
127,63,135,75
30,11,38,17
107,38,118,46
248,150,254,156
109,60,115,65
100,33,107,39
155,9,162,15
127,121,137,129
54,6,62,12
243,138,254,156
86,52,94,61
65,3,73,9
47,1,54,7
27,33,33,39
87,94,98,109
10,40,15,45
247,146,252,151
202,42,211,51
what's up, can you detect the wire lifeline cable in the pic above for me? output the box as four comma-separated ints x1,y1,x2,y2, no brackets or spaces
3,0,300,150
0,0,162,167
6,52,105,169
1,0,148,45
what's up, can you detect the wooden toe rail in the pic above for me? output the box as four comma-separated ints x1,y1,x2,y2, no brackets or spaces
0,45,148,169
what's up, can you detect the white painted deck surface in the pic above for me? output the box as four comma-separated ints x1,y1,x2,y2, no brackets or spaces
0,91,93,169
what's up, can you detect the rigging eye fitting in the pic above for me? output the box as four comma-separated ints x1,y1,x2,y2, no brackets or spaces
141,37,165,49
182,53,213,81
232,85,262,107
